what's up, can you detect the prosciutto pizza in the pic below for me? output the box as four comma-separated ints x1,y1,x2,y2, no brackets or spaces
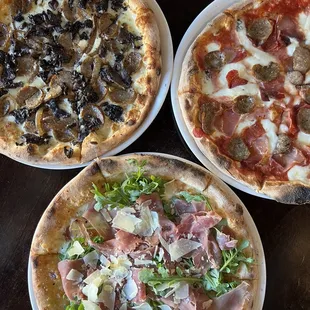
30,154,260,310
179,0,310,204
0,0,160,165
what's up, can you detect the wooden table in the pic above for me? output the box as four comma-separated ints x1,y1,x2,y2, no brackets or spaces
1,1,309,309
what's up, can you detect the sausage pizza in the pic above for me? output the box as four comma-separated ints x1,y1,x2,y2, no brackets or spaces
179,0,310,204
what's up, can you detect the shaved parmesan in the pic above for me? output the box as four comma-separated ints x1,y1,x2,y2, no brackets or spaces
261,119,278,153
159,234,170,253
157,247,165,262
288,165,310,182
100,254,111,267
175,282,189,300
132,302,153,310
67,241,84,257
134,259,156,266
66,269,83,282
100,209,112,222
159,306,172,310
163,179,179,200
98,285,116,310
82,300,101,310
123,278,138,300
83,251,99,268
120,304,128,310
169,238,202,261
112,211,142,233
88,283,99,302
84,270,102,285
134,206,159,236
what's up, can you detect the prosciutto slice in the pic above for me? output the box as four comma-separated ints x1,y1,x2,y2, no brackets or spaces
174,199,207,215
209,281,250,310
137,192,163,214
83,206,114,241
177,212,222,237
216,230,238,251
58,259,86,300
115,230,143,254
132,268,147,303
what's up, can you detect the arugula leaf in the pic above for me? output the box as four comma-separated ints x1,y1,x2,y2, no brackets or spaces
203,269,239,297
92,236,104,243
65,301,84,310
178,191,212,210
92,160,165,211
59,238,94,261
220,240,254,274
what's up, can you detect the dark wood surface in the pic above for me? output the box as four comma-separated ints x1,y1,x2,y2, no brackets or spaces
0,1,309,309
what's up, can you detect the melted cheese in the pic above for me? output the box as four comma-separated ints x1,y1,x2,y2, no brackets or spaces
206,43,221,53
237,20,277,66
299,13,310,45
261,119,278,153
235,118,256,134
297,132,310,145
213,84,259,98
288,165,310,182
287,37,299,56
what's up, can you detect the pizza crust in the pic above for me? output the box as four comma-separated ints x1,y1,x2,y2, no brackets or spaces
178,0,310,204
0,0,161,165
31,154,259,309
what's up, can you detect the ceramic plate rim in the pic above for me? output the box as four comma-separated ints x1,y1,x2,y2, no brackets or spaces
28,152,266,310
170,0,271,200
7,0,174,170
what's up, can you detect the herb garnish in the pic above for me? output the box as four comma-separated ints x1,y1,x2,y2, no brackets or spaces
65,301,84,310
92,159,164,211
178,191,212,210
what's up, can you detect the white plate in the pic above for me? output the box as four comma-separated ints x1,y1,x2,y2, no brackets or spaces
10,0,174,170
28,152,266,310
171,0,270,199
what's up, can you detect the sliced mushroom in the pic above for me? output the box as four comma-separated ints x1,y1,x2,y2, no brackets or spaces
0,23,9,48
93,79,107,102
24,119,37,134
58,32,73,51
0,95,16,117
228,137,250,161
16,86,39,106
233,96,255,114
247,18,273,44
53,129,76,142
98,13,114,33
100,65,130,89
293,46,310,74
44,75,64,102
25,89,44,109
102,23,119,40
297,107,310,134
62,0,77,21
90,56,102,84
253,62,280,82
35,108,77,136
80,105,104,124
16,56,39,81
109,88,136,104
124,52,142,74
205,51,226,71
287,71,304,85
80,56,94,79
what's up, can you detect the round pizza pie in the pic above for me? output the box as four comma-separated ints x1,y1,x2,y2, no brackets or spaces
178,0,310,204
0,0,161,165
30,154,261,310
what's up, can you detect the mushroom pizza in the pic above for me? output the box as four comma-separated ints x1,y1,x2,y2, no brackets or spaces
30,155,260,310
0,0,161,164
178,0,310,204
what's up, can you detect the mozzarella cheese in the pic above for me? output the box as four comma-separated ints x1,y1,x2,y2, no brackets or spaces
236,20,277,66
288,165,310,182
261,119,278,153
206,42,221,52
235,118,256,134
299,13,310,45
297,132,310,145
213,83,259,98
287,37,299,56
